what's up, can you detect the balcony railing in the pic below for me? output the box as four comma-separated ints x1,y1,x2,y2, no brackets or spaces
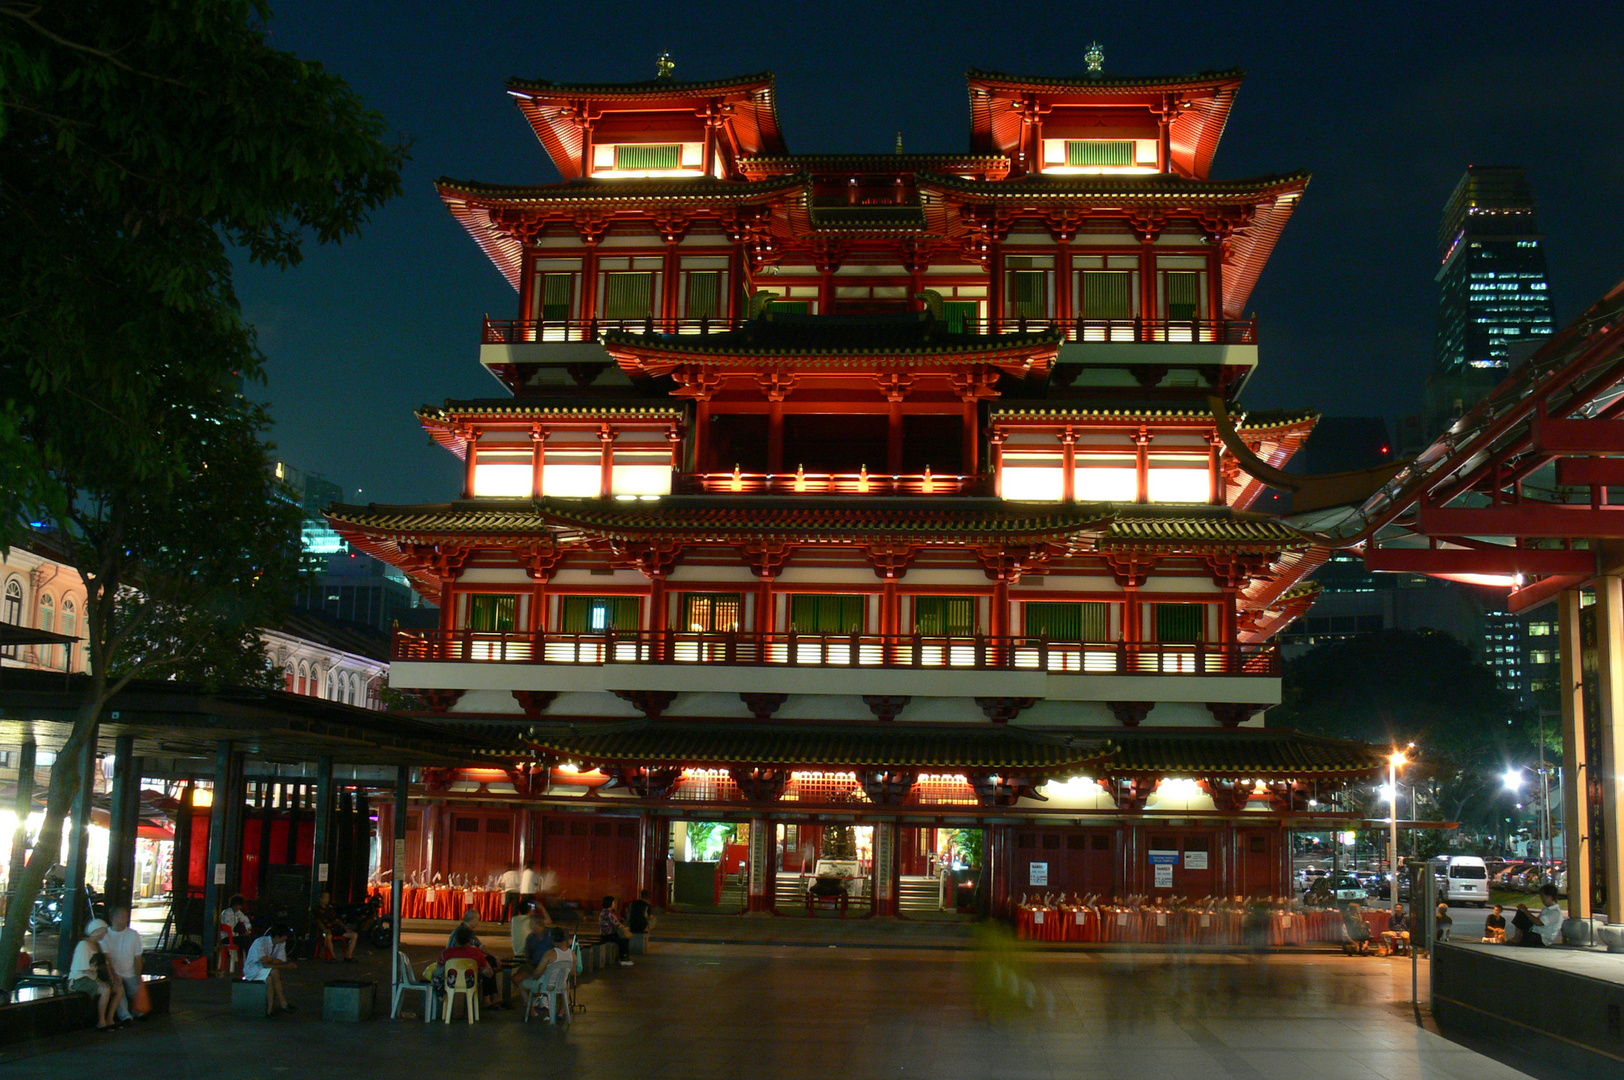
685,470,977,496
481,316,1255,346
483,318,747,344
394,630,1281,677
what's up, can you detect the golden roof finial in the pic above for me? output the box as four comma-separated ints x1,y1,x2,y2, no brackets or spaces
656,52,675,80
895,130,904,154
1084,41,1104,75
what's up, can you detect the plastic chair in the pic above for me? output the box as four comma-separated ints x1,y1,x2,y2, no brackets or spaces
525,959,573,1025
392,951,438,1022
216,925,241,976
442,958,480,1024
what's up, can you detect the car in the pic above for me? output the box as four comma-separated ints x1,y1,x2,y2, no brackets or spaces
1304,874,1368,905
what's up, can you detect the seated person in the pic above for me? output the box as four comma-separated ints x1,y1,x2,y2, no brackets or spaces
220,894,252,945
311,891,357,961
68,918,124,1031
440,923,501,1009
243,924,297,1018
521,923,573,1019
627,890,654,937
447,908,482,950
510,898,551,959
1483,904,1507,943
1434,902,1452,942
1536,884,1565,946
1379,904,1410,955
599,895,632,967
1512,903,1545,947
1342,902,1372,954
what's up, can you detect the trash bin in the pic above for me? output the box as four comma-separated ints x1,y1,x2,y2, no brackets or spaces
322,979,376,1022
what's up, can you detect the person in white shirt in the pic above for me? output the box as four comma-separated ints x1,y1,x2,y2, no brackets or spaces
220,894,253,941
103,907,146,1021
499,863,523,920
519,864,540,905
242,925,297,1017
1536,884,1566,946
68,918,124,1031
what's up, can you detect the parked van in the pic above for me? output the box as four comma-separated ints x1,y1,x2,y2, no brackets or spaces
1433,856,1490,906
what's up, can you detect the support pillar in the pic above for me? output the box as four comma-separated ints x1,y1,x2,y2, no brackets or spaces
1559,587,1593,920
1595,576,1624,923
200,741,233,967
105,734,140,908
309,756,335,915
220,749,246,903
745,817,773,914
171,782,195,943
55,725,98,973
354,789,371,903
8,740,35,893
390,765,407,1006
871,821,898,917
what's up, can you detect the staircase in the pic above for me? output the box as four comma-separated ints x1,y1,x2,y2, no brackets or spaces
718,874,747,912
899,875,942,913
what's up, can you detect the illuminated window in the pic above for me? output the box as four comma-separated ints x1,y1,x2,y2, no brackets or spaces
468,594,517,633
1000,451,1064,501
1074,456,1138,502
941,300,979,332
913,597,976,636
681,593,741,633
471,447,533,497
1529,650,1553,665
38,593,54,669
1025,602,1109,641
540,449,601,498
1066,140,1134,167
560,596,639,634
609,447,672,499
1528,622,1552,636
2,579,21,658
1146,462,1210,503
614,144,681,171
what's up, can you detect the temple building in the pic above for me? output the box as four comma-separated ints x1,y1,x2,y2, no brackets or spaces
328,55,1385,917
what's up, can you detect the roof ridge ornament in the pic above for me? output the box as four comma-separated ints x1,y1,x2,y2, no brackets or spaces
1084,41,1104,76
656,51,674,80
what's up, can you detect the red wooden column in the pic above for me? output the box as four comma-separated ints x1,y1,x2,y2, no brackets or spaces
987,824,1010,919
871,821,899,917
1061,430,1076,502
988,244,1005,331
887,399,904,475
1208,435,1223,505
598,425,615,499
1134,428,1151,502
531,426,547,499
661,241,680,325
746,815,774,914
1138,240,1156,338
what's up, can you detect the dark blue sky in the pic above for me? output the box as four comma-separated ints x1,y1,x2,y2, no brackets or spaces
237,0,1624,505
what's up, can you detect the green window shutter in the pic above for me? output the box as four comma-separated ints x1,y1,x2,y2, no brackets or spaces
790,594,864,634
1066,140,1134,167
941,300,978,333
1006,271,1047,319
603,272,654,320
609,597,640,631
684,272,721,319
1165,272,1201,321
560,596,594,633
1023,602,1106,641
769,299,810,314
613,144,682,171
1078,602,1109,641
540,274,573,320
1155,603,1205,643
914,596,976,636
560,596,640,632
468,594,517,633
1082,271,1133,320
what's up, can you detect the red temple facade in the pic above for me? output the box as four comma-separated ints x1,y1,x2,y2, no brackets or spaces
330,60,1384,918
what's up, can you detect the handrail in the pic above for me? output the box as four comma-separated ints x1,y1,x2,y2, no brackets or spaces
481,316,1256,346
483,317,747,344
393,630,1280,676
688,471,974,496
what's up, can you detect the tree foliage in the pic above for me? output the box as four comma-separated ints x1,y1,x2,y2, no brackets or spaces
0,0,406,985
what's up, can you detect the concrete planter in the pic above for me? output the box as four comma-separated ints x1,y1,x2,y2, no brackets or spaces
322,979,376,1022
1598,923,1624,953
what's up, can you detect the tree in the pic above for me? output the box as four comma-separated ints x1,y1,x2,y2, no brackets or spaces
0,0,406,985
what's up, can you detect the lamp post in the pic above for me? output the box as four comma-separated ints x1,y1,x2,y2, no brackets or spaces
1388,750,1407,909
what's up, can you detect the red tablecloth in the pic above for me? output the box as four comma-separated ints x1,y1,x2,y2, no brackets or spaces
369,885,504,921
1015,905,1363,945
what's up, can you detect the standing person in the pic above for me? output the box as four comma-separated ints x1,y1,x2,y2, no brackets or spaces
102,907,147,1021
312,890,357,960
68,918,123,1031
599,896,632,967
519,863,540,910
243,925,298,1016
1483,904,1507,943
499,863,523,921
1536,884,1565,946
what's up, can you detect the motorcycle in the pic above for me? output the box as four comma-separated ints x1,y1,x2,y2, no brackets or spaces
337,893,394,950
27,884,108,934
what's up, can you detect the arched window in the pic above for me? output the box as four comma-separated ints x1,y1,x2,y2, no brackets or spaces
60,598,76,671
38,594,55,669
283,663,296,693
346,674,358,706
297,660,310,695
2,579,21,659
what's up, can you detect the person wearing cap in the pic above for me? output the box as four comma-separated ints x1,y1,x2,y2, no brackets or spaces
68,918,124,1031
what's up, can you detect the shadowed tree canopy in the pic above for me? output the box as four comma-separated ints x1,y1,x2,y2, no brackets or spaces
0,0,407,986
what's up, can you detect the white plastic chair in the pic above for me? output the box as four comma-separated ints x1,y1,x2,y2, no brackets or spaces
392,951,438,1022
442,958,480,1024
525,959,573,1025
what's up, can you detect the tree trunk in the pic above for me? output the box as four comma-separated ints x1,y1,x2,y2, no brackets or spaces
0,673,104,990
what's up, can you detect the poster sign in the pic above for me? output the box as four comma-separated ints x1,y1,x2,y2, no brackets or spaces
1153,863,1173,888
1029,861,1049,886
213,863,226,885
1148,850,1179,866
318,862,330,883
393,839,407,869
1184,851,1209,870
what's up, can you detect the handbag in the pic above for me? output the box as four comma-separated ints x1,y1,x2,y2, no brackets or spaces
132,980,153,1014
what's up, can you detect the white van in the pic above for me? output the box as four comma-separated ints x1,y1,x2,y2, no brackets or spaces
1433,856,1490,906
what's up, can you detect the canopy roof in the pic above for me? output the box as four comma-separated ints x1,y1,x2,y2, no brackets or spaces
966,68,1244,180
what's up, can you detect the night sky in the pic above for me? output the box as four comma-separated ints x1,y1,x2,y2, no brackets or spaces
235,1,1624,506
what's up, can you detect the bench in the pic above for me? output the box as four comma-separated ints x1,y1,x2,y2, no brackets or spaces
230,979,269,1017
806,892,851,916
630,931,648,955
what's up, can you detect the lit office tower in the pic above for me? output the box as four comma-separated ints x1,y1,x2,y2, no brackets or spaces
1435,166,1556,375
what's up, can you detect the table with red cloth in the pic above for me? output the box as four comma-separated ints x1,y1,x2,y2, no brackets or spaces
367,885,504,921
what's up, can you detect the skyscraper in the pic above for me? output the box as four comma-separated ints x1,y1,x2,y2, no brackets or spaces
1434,165,1556,376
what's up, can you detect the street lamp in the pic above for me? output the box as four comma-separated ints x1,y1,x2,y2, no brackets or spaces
1388,749,1407,908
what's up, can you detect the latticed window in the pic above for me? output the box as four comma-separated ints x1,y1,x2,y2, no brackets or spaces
602,272,654,320
789,594,865,634
941,300,978,332
467,594,517,633
1154,603,1205,643
913,596,976,636
1066,139,1134,167
1024,601,1109,641
2,579,20,658
560,595,639,633
1005,270,1047,320
1082,271,1134,319
684,272,721,319
613,144,681,171
539,273,573,321
1165,272,1202,321
681,593,741,633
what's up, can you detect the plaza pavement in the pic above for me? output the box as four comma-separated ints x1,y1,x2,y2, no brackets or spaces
1,913,1557,1080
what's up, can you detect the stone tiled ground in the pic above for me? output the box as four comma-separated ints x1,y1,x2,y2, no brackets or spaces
0,914,1553,1080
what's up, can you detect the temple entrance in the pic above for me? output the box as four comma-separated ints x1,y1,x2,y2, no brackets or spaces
773,821,873,916
666,820,747,913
